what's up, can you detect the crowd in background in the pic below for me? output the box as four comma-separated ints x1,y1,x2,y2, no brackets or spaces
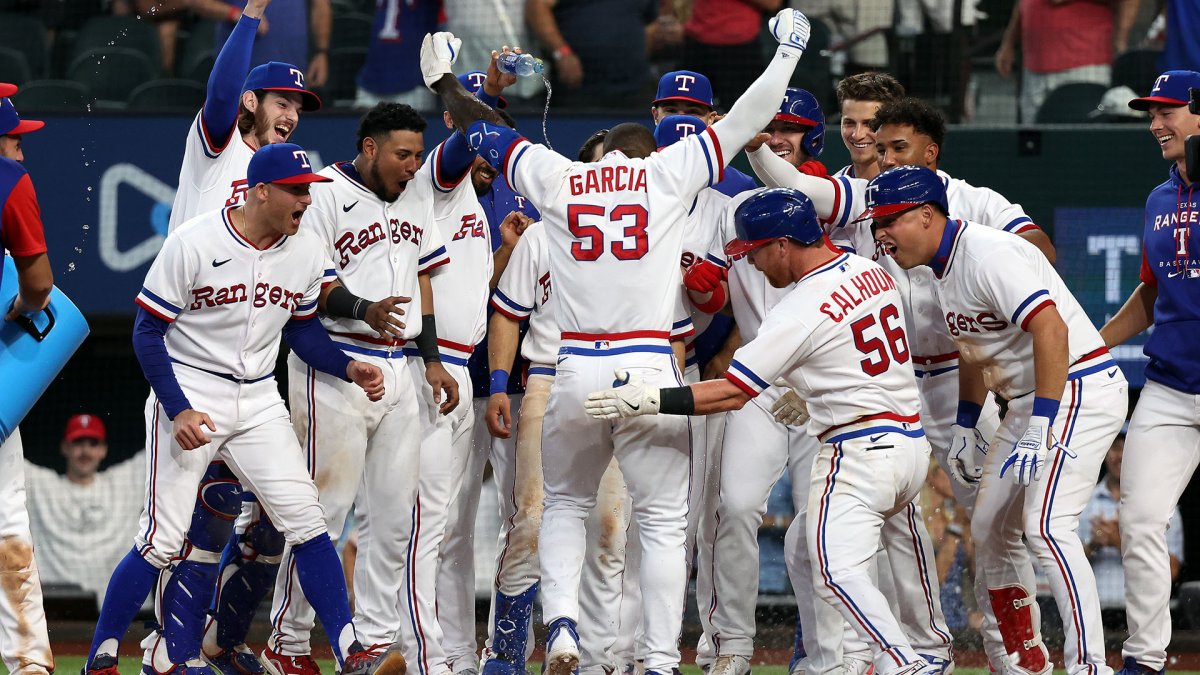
0,0,1197,121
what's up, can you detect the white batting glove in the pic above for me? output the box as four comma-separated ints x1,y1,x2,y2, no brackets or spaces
421,31,462,91
770,383,809,426
584,368,661,420
1000,414,1068,486
769,9,810,58
947,424,987,487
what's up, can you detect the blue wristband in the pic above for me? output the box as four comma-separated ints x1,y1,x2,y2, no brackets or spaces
955,401,983,428
489,370,510,395
1032,396,1060,421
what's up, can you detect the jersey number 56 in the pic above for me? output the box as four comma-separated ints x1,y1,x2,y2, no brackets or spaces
567,203,649,262
850,303,909,376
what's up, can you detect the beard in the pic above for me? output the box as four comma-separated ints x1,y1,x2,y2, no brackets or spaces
368,157,402,203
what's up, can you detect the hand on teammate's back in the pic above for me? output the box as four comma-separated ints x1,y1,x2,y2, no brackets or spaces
173,409,217,450
365,295,411,340
348,361,386,401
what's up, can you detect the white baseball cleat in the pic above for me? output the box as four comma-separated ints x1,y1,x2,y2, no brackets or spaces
709,656,751,675
544,618,580,675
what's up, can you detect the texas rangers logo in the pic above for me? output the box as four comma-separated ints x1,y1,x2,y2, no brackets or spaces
292,150,312,169
674,74,696,91
467,72,487,91
673,121,697,137
1152,73,1169,95
290,68,305,88
514,195,528,210
864,183,881,208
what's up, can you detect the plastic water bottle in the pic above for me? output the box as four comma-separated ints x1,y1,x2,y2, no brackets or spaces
497,53,544,77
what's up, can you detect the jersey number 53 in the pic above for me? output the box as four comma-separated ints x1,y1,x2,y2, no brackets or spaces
567,203,649,262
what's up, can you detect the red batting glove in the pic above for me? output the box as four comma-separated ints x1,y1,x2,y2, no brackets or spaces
798,159,828,177
683,259,726,293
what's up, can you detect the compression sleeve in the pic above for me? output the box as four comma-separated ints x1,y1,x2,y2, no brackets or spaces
283,316,353,381
746,145,836,218
202,13,261,150
132,307,192,420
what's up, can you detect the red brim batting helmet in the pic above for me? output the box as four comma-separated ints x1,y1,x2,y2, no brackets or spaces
853,165,948,222
725,187,823,256
774,87,825,158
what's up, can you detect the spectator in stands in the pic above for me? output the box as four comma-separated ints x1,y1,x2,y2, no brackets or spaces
191,0,331,88
797,0,891,73
24,414,145,606
526,0,680,109
1080,432,1184,612
354,0,441,110
1154,0,1200,72
112,0,189,74
994,0,1140,123
445,0,544,101
680,0,782,108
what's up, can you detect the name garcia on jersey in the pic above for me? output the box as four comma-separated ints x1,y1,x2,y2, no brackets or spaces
569,165,648,195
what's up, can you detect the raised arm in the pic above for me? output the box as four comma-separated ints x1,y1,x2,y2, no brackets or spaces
201,0,270,148
746,144,837,218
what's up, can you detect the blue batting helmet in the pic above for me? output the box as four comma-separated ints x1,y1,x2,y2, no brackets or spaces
725,188,823,256
854,165,948,222
653,114,707,149
773,88,824,158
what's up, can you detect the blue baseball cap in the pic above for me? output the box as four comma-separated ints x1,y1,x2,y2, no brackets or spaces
243,61,322,112
654,114,707,149
246,143,331,187
854,165,948,222
1129,70,1200,111
653,70,714,109
725,188,823,256
0,96,43,136
457,71,507,108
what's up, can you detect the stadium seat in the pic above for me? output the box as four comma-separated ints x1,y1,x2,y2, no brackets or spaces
1112,49,1163,93
0,47,32,87
68,48,157,104
72,15,162,76
323,46,367,106
127,79,207,111
11,80,91,113
0,13,50,79
332,13,373,51
1034,82,1108,124
178,20,216,84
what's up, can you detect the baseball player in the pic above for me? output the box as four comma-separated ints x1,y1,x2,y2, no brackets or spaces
169,0,321,232
1099,70,1200,675
479,132,642,675
869,165,1128,675
0,84,54,675
649,70,758,197
258,102,459,675
746,97,1057,674
585,187,943,675
84,144,404,675
831,72,906,181
420,10,811,674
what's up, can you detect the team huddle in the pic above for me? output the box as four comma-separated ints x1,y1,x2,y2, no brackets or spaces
5,3,1191,675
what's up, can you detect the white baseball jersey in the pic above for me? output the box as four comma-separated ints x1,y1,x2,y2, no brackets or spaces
491,222,558,367
724,252,922,438
833,170,1040,376
499,130,727,340
168,114,257,234
417,140,494,363
303,161,449,351
931,220,1111,399
136,206,336,379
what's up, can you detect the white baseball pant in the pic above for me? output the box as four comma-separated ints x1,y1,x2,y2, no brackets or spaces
973,370,1127,675
1121,379,1200,671
268,351,421,654
807,421,935,675
540,345,690,675
395,359,475,675
0,428,53,675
